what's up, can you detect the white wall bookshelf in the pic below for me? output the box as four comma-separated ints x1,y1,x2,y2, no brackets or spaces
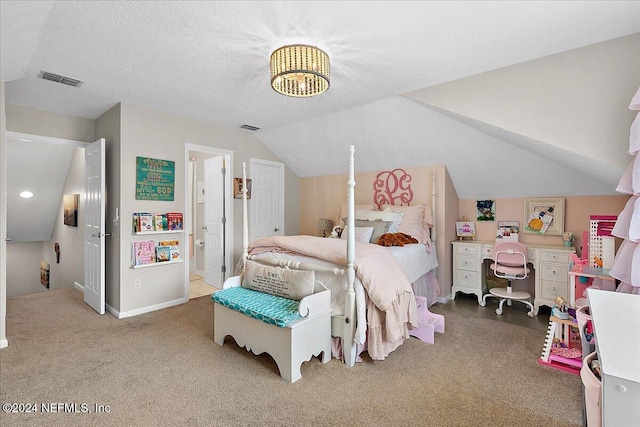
131,259,184,269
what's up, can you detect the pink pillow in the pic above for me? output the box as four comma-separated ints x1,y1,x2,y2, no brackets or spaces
382,204,433,251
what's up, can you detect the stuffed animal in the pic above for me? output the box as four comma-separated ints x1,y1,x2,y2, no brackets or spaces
376,232,418,247
330,226,343,238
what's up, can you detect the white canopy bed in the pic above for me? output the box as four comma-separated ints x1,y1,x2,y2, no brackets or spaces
237,145,441,367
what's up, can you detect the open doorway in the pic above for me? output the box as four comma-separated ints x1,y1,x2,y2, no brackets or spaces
183,144,233,300
4,132,89,299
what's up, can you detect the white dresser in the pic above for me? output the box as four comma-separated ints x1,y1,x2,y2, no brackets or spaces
451,240,575,314
588,289,640,426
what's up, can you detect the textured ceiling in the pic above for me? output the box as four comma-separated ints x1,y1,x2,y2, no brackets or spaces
2,1,640,198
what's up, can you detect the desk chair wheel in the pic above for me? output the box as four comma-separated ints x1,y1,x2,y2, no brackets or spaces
479,301,487,307
527,311,535,318
495,308,503,315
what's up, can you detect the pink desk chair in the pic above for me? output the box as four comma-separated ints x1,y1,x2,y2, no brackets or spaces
480,242,535,317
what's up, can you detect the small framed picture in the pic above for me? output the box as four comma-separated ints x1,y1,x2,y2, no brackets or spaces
234,178,252,199
455,221,476,239
63,194,79,227
476,200,495,221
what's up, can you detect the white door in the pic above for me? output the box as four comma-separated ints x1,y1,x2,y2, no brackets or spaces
204,156,224,287
250,159,284,242
84,138,106,314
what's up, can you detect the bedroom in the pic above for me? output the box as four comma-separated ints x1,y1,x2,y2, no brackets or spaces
1,1,640,425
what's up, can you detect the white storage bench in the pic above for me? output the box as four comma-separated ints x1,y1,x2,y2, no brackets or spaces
212,274,332,383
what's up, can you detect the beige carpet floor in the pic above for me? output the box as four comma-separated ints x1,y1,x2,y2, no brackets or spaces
0,288,583,427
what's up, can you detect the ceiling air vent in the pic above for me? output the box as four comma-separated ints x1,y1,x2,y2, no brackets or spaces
240,124,260,131
37,70,84,87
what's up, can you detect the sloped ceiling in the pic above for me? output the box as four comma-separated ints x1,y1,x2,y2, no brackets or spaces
2,1,640,199
6,137,74,242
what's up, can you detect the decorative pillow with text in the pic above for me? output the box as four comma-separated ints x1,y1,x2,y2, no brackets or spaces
242,260,315,301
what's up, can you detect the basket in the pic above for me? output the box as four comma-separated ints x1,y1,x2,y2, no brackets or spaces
486,276,508,291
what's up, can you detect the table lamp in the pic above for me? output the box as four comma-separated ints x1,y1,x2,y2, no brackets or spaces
317,218,333,237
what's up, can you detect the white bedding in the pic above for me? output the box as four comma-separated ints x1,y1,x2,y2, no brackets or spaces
387,243,438,283
249,242,438,347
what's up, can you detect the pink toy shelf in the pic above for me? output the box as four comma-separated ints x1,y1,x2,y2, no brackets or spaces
538,315,582,375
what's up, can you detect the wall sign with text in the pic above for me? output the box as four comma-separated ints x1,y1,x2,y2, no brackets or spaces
136,156,175,201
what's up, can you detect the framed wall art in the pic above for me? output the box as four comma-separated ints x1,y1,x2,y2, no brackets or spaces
476,200,495,221
234,178,252,199
63,193,79,226
523,198,565,236
135,156,175,201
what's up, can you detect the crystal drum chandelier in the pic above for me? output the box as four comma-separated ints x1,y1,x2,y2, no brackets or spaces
270,44,330,97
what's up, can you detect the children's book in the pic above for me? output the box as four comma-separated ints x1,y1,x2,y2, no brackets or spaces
133,240,156,265
156,245,171,262
133,213,139,233
158,239,179,246
169,245,181,261
154,213,168,231
167,212,183,230
137,213,155,233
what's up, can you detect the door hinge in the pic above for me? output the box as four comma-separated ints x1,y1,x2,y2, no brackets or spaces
221,217,226,224
221,167,226,175
221,265,226,273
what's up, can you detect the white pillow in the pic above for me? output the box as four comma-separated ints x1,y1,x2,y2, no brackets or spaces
355,209,405,233
242,259,315,300
340,226,375,243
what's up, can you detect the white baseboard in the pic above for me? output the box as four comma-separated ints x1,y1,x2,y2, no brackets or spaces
437,294,451,304
193,269,205,278
74,281,83,291
0,338,8,349
105,304,119,318
114,297,189,319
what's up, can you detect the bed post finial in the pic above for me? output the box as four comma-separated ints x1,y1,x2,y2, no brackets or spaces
344,145,357,367
242,162,249,267
347,145,355,290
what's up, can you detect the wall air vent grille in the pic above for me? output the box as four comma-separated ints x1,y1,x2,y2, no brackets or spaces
37,71,84,87
239,124,260,131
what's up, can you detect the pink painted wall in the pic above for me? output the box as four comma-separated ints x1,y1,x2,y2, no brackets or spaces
458,195,629,257
299,166,628,303
299,165,459,299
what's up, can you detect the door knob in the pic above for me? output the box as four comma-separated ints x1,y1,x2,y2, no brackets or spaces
91,233,111,238
274,227,279,232
202,226,208,231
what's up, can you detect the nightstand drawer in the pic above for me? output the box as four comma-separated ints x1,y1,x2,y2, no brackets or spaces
455,244,479,256
456,256,478,271
540,251,570,264
455,270,478,287
540,281,567,300
540,264,569,282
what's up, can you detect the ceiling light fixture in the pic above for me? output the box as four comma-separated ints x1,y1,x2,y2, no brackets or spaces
19,191,34,199
270,44,330,97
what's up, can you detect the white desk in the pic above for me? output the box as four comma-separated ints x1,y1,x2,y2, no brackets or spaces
588,289,640,426
451,240,576,314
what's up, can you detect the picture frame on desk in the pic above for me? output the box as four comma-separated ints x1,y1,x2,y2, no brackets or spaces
523,198,565,236
455,221,476,240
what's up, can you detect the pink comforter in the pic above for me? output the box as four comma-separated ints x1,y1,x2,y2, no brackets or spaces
248,235,418,360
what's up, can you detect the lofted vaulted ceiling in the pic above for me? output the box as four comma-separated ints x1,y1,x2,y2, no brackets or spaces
2,1,640,199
